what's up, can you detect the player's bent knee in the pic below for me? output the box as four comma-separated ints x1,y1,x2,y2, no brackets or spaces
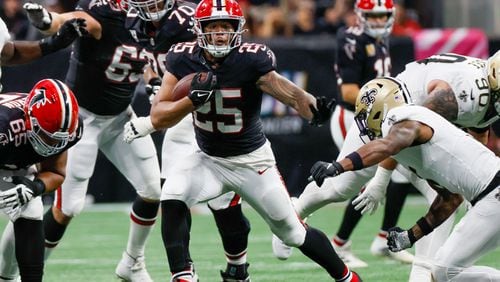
136,186,161,201
432,264,457,282
61,200,86,218
272,221,306,247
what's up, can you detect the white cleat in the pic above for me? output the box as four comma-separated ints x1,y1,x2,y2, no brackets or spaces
272,234,293,260
115,252,153,282
370,235,414,264
332,240,368,268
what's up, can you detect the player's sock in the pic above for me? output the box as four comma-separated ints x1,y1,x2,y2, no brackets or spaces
43,208,67,260
335,198,363,241
126,197,159,258
210,203,250,265
298,227,347,280
332,235,348,246
161,200,192,273
381,182,409,231
14,218,44,282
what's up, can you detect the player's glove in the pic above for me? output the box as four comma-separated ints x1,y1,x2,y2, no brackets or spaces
352,167,392,215
387,227,416,252
309,96,336,127
145,77,162,104
39,18,88,56
309,161,344,187
0,176,45,209
23,2,53,30
188,72,217,109
123,116,155,144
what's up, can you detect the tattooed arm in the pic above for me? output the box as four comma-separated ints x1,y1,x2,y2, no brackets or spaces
256,70,316,120
422,80,458,122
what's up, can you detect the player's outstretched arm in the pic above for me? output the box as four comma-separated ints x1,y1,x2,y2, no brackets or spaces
256,70,335,126
24,2,102,39
1,18,88,65
387,187,463,252
309,120,423,187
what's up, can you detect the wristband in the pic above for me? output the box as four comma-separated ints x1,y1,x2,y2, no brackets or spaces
345,152,364,170
416,217,434,236
148,77,162,86
407,228,417,244
39,37,56,56
32,178,46,196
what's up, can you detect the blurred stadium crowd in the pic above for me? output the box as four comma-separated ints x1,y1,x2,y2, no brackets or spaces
1,0,429,40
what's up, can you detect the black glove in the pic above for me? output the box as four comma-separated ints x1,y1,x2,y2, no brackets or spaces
310,161,344,187
387,227,416,252
145,77,162,104
39,18,88,56
309,96,336,127
188,72,217,109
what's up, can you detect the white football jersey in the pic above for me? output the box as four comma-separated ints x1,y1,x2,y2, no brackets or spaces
396,53,494,128
381,105,500,202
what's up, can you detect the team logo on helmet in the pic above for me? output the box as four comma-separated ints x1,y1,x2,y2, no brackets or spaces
360,88,377,106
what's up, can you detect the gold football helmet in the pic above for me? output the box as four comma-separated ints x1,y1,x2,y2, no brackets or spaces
488,50,500,91
354,77,411,140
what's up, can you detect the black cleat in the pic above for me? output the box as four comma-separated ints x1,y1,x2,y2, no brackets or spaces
220,263,250,282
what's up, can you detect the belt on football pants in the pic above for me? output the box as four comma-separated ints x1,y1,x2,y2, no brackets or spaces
470,171,500,206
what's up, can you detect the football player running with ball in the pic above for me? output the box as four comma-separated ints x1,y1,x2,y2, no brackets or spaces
121,0,365,281
121,0,255,279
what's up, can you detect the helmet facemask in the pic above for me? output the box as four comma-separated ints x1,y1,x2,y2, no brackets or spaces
122,0,174,21
355,0,395,39
193,18,244,58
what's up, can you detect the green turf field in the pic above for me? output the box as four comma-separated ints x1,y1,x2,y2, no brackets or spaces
1,196,498,281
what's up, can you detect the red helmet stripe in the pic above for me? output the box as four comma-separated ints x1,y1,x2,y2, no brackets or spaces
52,79,72,132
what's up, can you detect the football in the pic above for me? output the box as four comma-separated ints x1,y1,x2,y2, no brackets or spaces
169,72,208,101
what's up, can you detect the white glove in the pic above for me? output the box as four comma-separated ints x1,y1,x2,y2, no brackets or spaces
123,116,155,143
352,166,392,215
23,2,52,30
0,183,35,209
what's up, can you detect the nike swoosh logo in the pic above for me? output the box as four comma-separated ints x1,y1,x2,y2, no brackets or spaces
258,168,269,175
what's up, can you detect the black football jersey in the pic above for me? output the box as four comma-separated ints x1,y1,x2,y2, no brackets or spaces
125,0,197,76
66,0,147,115
165,42,277,157
335,26,391,111
0,93,83,170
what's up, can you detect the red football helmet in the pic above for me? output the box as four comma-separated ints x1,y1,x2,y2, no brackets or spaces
121,0,174,21
193,0,246,58
24,79,79,157
355,0,395,38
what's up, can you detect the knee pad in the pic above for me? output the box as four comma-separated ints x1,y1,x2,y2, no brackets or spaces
136,181,161,201
432,264,458,282
273,220,306,247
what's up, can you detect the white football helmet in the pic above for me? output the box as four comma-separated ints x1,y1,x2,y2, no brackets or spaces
193,0,246,58
354,77,412,141
121,0,175,21
355,0,395,39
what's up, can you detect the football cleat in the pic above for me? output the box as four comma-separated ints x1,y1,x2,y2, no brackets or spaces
272,234,293,260
370,235,414,264
332,240,368,268
115,252,153,282
220,263,250,282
